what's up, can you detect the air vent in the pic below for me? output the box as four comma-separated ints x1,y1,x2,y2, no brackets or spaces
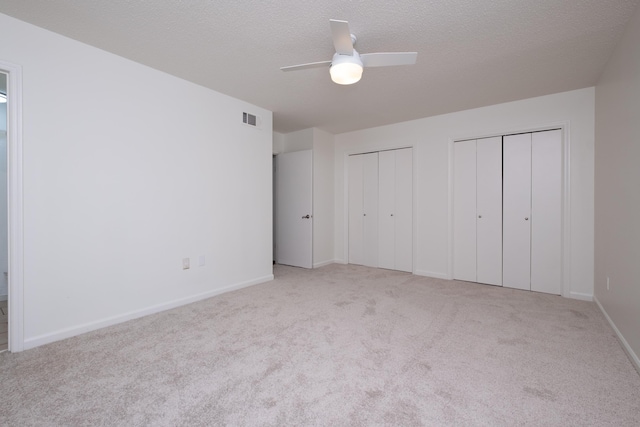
243,112,257,126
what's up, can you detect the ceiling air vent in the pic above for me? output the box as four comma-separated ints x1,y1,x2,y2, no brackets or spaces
243,112,259,126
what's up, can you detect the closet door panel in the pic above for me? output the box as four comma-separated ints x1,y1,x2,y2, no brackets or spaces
348,155,364,265
395,148,413,272
362,152,379,268
453,140,477,281
378,150,395,270
503,134,531,290
531,130,562,294
476,137,503,286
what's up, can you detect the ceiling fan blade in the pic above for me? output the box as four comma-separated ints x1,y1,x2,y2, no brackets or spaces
280,60,332,72
330,19,354,55
361,52,418,67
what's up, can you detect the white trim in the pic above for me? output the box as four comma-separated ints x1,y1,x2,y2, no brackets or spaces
1,60,25,353
594,296,640,375
313,259,336,268
447,138,455,279
411,144,418,275
568,291,592,301
447,122,572,297
342,153,350,266
23,274,274,350
447,121,569,144
414,269,449,280
561,123,572,299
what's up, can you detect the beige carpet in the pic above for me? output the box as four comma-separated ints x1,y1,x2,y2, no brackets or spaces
1,264,639,425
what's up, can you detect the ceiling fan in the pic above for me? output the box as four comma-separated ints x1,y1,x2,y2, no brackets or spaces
281,19,418,85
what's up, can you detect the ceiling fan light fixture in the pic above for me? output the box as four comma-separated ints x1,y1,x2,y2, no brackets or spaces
330,52,363,85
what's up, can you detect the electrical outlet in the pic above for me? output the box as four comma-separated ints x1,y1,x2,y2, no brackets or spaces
182,258,190,270
607,276,610,290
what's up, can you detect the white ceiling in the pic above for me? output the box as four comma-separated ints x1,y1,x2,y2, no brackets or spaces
0,0,638,134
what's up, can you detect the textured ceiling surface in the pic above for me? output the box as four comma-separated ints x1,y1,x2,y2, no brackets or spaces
0,0,638,134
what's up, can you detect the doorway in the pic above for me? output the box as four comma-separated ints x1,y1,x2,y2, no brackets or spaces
274,150,313,268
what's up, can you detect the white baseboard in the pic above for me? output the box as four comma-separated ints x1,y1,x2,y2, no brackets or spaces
313,259,336,268
414,270,449,280
569,291,593,301
594,295,640,375
23,274,274,351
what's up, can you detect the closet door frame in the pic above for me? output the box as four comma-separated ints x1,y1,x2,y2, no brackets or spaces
343,145,416,273
448,123,571,298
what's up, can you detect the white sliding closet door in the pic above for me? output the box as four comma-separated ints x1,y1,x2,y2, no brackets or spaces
348,152,379,268
453,140,477,281
348,155,364,266
362,153,379,267
349,148,412,272
394,148,413,272
476,137,503,285
503,133,532,291
379,148,413,272
454,138,502,284
455,130,562,294
378,151,395,270
531,130,562,294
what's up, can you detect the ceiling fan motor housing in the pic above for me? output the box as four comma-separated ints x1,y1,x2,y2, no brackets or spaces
330,50,363,85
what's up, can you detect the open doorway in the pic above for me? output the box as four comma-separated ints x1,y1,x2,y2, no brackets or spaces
0,71,7,351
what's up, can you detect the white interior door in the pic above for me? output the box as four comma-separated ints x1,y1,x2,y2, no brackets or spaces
531,130,562,294
476,137,503,286
378,150,395,270
275,150,313,268
453,140,477,281
503,134,532,290
348,154,364,265
394,148,413,272
362,152,379,267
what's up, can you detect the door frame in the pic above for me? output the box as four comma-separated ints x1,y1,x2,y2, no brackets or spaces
274,149,313,268
448,121,571,299
1,60,25,352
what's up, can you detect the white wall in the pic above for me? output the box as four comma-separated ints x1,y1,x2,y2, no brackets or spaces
282,128,313,153
272,131,284,154
594,3,640,368
335,88,595,299
0,13,273,349
312,128,334,267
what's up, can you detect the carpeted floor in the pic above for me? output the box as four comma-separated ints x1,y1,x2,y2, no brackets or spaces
1,264,639,426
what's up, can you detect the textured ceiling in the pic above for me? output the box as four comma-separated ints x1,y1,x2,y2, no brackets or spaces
0,0,638,134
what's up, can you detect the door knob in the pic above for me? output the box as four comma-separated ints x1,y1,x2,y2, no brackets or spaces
302,214,310,219
478,215,482,218
525,217,529,221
